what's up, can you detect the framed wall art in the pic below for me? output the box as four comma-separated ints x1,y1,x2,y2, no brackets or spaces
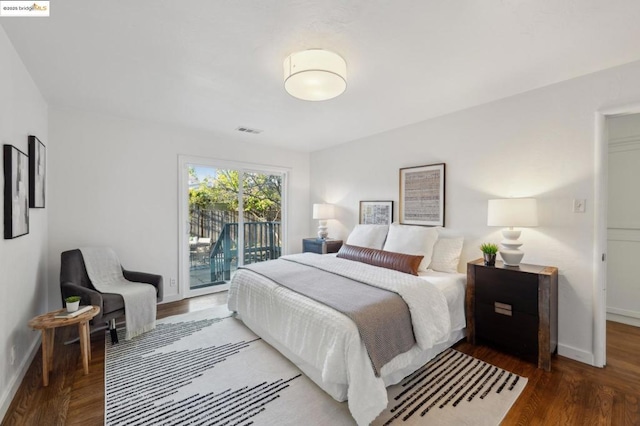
4,144,29,239
399,163,445,227
359,200,393,225
28,135,46,208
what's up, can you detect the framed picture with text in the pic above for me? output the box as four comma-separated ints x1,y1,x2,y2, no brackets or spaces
399,163,445,227
359,200,393,225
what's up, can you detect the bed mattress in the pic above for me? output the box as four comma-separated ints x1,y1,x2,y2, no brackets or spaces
227,254,466,425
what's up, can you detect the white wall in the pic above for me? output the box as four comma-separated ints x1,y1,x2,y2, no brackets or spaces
607,113,640,326
0,28,48,420
48,107,310,305
310,58,640,366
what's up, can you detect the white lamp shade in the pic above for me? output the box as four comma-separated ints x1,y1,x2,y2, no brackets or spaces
284,49,347,101
312,203,335,220
487,198,538,227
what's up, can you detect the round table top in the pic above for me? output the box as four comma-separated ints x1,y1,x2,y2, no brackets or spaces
28,306,101,330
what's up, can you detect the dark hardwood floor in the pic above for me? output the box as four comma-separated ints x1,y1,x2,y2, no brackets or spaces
456,321,640,425
3,293,639,425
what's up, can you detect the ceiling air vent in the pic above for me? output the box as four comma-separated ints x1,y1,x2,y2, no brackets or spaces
235,126,263,134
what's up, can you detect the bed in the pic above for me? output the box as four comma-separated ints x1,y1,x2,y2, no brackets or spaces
227,225,466,425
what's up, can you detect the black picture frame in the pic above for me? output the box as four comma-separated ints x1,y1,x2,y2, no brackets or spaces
399,163,445,227
4,144,29,239
28,135,46,208
359,200,393,225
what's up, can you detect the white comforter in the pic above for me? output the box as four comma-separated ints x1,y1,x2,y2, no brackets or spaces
227,253,453,425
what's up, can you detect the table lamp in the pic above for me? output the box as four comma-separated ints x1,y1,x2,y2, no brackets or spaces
487,198,538,266
312,203,335,240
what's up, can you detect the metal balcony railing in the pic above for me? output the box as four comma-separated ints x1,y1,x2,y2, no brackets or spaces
209,221,281,283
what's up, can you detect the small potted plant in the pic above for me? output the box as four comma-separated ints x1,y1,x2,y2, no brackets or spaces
480,243,499,266
65,296,81,313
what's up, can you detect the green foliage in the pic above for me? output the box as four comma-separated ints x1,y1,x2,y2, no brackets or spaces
189,170,282,221
65,296,81,303
479,243,499,255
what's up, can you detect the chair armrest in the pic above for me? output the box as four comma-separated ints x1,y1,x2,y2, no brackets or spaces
60,282,104,321
122,269,163,302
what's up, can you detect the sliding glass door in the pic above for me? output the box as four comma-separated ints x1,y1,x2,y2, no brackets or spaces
179,157,286,297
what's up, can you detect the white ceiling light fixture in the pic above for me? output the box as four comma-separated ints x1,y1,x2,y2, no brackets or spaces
283,49,347,101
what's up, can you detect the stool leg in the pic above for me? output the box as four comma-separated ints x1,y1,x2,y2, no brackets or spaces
85,321,92,361
79,321,89,375
47,328,55,372
41,329,50,386
109,318,119,344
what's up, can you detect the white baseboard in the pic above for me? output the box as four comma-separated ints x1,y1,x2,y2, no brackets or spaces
607,312,640,327
557,343,596,367
159,294,182,304
0,335,41,423
607,306,640,317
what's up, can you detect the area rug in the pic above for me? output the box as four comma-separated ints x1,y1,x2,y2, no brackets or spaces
105,306,527,425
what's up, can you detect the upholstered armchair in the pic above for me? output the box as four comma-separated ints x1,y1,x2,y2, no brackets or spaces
60,249,163,343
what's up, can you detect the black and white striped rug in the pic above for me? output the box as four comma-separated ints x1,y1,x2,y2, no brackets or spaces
105,307,526,425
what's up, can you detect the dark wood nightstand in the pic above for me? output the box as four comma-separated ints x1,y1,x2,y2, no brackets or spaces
302,238,343,254
466,259,558,371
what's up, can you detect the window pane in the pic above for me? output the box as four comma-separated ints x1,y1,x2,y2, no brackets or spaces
242,171,282,265
187,167,282,291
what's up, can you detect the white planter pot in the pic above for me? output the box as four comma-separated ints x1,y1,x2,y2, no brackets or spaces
66,300,80,312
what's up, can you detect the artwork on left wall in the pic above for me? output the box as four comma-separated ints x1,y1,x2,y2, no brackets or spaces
3,144,29,239
28,135,46,208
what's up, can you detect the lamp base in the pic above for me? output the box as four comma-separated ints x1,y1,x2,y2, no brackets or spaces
500,228,525,266
499,249,525,266
317,220,328,240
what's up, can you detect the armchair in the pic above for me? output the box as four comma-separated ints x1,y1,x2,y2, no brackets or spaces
60,249,163,344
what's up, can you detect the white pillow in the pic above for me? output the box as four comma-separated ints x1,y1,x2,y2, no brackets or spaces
429,237,464,273
346,224,389,250
435,227,461,239
382,223,439,271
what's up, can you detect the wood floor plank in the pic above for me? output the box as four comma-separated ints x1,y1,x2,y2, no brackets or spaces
584,384,614,426
2,292,640,426
505,369,552,425
612,390,627,426
554,375,587,425
626,395,639,426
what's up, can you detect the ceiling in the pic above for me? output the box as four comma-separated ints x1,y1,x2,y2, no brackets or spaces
3,1,640,152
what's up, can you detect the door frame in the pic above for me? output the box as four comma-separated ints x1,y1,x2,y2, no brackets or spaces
594,101,640,367
178,154,289,299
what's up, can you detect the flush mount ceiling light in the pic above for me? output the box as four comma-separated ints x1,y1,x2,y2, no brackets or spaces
283,49,347,101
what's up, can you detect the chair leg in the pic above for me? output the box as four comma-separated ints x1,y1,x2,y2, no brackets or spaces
109,318,119,345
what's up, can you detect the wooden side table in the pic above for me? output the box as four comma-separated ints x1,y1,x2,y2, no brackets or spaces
28,306,100,386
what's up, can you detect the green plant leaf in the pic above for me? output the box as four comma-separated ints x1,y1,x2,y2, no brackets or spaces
479,243,499,254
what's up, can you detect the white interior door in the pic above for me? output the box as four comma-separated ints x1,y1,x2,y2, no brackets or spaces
606,113,640,327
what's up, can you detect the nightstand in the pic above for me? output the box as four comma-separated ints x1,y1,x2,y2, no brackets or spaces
466,259,558,371
302,238,343,254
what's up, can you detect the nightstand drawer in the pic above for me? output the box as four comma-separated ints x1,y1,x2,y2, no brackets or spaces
303,239,323,254
302,238,343,254
475,267,538,315
475,302,538,361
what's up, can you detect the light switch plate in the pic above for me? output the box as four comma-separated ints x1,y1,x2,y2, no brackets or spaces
573,199,586,213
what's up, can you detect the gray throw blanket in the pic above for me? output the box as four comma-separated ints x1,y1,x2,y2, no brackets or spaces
240,258,416,376
80,247,156,340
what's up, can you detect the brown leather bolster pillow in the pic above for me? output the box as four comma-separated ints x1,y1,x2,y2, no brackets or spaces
337,244,424,276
